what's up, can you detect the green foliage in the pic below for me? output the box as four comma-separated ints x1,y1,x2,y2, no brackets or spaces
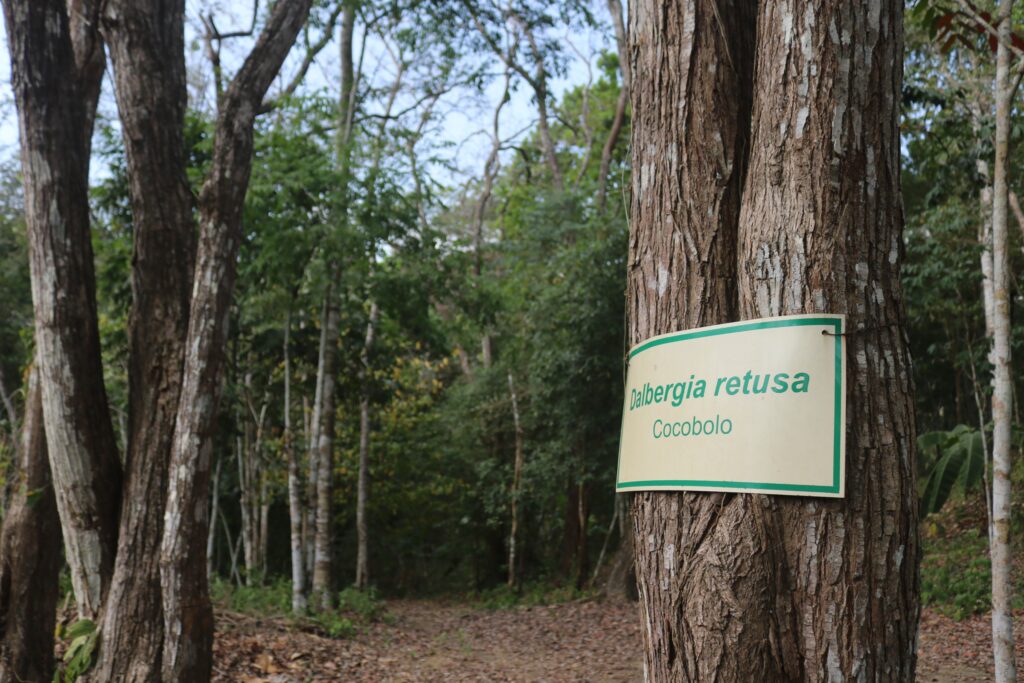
922,528,992,620
210,577,292,615
472,582,594,610
336,586,386,621
309,611,356,639
52,619,98,683
919,425,986,515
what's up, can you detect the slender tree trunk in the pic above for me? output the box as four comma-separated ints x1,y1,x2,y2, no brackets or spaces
0,369,61,683
305,295,328,580
285,311,307,613
312,292,340,609
990,3,1017,679
2,0,121,624
628,1,918,680
159,2,313,679
207,454,222,580
506,372,525,588
0,367,19,462
355,301,380,590
596,0,629,212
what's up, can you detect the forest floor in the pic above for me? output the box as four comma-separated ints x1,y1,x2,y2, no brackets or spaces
212,598,1004,682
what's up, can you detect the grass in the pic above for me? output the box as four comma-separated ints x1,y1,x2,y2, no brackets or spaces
210,578,386,638
920,482,1024,620
471,581,597,610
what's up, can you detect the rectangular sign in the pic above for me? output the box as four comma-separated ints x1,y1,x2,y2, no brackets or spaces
616,314,846,497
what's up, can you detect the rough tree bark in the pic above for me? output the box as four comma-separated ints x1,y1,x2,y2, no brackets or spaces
94,2,199,675
158,1,313,679
628,1,918,680
989,1,1016,679
1,0,121,623
627,0,760,677
0,369,60,683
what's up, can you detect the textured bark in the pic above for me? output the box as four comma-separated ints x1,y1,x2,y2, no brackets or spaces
159,1,313,679
355,300,380,590
312,293,340,609
91,1,197,678
0,370,60,683
2,0,121,621
990,2,1017,679
736,2,918,679
628,0,918,680
628,1,763,678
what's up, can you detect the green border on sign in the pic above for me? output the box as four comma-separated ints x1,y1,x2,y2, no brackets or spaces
615,316,844,495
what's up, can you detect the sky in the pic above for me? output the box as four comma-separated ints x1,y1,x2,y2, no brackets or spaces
0,2,613,191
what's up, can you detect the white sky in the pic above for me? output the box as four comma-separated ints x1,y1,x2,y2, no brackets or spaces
0,2,613,192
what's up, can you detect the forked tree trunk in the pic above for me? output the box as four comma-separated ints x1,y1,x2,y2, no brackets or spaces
627,1,918,680
0,369,61,683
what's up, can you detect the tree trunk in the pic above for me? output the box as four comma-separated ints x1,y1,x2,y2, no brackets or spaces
628,1,758,676
627,1,918,680
305,294,329,581
207,454,221,580
0,369,61,683
285,310,307,613
506,371,525,588
95,0,196,673
159,2,313,679
990,2,1017,679
2,0,121,623
355,300,380,590
312,289,340,609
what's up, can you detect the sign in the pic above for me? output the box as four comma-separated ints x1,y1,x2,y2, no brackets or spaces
616,314,846,497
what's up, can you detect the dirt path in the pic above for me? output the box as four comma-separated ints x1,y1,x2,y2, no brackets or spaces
214,599,643,682
214,601,1002,682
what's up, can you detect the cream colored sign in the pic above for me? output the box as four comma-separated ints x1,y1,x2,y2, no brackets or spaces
617,315,846,497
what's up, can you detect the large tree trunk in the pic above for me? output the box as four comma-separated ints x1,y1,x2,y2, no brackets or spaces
96,0,197,668
1,0,121,623
158,2,313,679
736,1,918,678
990,2,1017,679
627,1,918,680
0,369,61,683
628,1,760,677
